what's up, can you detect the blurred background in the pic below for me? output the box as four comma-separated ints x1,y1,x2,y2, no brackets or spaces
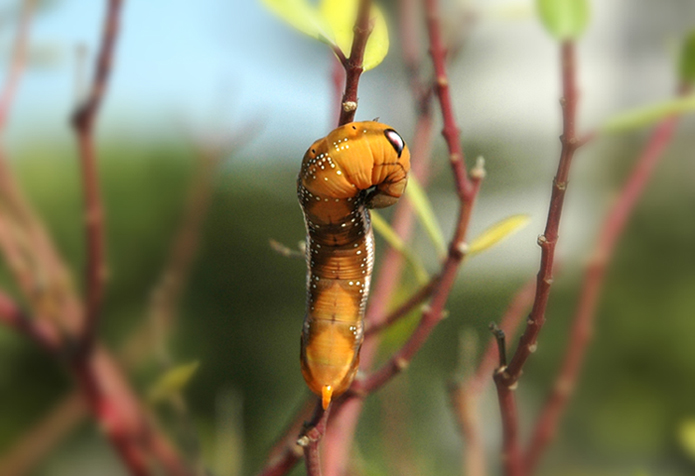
0,0,694,475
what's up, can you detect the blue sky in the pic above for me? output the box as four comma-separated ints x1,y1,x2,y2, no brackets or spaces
4,0,339,157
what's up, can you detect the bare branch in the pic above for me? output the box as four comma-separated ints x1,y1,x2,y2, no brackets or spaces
72,0,124,351
337,0,373,126
524,94,685,472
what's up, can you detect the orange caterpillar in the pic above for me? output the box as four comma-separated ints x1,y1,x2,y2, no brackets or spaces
297,121,410,409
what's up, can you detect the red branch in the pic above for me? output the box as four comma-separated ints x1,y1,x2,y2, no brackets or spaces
524,110,683,473
298,404,331,476
71,0,123,349
336,0,373,126
493,41,584,476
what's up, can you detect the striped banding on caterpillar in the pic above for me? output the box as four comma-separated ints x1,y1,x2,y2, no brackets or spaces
297,121,411,409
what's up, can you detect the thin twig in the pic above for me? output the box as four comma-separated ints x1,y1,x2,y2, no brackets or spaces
298,402,331,476
71,0,123,350
493,40,585,476
524,102,685,473
337,0,373,126
501,41,583,386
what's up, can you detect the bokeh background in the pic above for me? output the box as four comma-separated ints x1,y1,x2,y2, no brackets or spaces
0,0,694,475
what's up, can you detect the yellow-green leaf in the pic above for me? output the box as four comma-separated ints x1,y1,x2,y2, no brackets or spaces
405,176,447,259
469,215,530,257
261,0,335,44
679,30,695,84
148,361,200,404
536,0,590,41
321,0,389,71
601,95,695,133
371,211,429,285
679,418,695,461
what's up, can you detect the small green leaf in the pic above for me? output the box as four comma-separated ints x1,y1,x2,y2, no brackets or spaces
371,211,429,285
536,0,590,40
469,215,530,257
261,0,335,44
321,0,389,70
679,30,695,84
601,95,695,133
679,418,695,460
148,361,200,404
405,176,447,259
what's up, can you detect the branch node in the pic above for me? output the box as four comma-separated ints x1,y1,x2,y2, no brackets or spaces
457,241,469,255
537,234,548,246
296,436,310,447
342,101,357,113
395,357,409,371
436,76,448,88
528,343,538,353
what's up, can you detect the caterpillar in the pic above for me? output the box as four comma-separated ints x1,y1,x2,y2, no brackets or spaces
297,121,410,409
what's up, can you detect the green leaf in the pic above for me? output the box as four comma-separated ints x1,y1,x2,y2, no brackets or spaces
261,0,335,44
321,0,389,71
469,214,530,257
536,0,590,40
679,418,695,460
601,95,695,133
405,176,447,259
371,211,429,285
148,361,200,404
679,30,695,84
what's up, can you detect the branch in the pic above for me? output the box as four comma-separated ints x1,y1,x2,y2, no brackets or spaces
501,41,583,385
524,101,684,473
363,273,439,337
337,0,373,125
71,0,123,350
424,0,472,199
493,40,585,476
298,402,330,476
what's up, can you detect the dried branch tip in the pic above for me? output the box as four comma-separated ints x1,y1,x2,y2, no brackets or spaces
489,322,507,367
470,156,486,179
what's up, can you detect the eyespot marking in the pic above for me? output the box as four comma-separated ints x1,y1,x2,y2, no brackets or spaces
384,129,405,158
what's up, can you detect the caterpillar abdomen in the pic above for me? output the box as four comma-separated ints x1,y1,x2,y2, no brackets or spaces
297,121,410,408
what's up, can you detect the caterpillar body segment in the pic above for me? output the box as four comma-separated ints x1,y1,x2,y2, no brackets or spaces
297,121,410,408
